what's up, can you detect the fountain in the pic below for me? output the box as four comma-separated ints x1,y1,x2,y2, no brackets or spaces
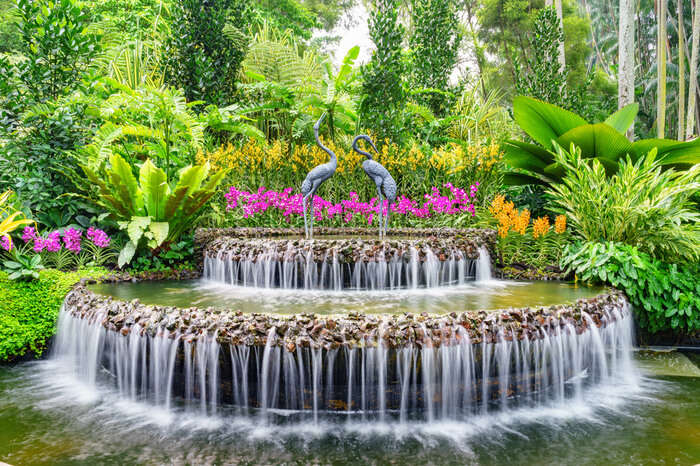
48,226,637,424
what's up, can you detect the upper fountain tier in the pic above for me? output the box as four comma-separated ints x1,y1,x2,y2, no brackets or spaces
195,227,497,290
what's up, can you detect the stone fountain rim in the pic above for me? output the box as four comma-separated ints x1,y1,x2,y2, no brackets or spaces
69,273,629,348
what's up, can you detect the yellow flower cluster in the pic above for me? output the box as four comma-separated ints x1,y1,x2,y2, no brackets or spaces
554,214,566,234
532,216,550,239
198,139,504,179
489,195,567,239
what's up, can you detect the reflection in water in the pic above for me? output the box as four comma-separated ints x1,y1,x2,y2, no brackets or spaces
88,280,605,315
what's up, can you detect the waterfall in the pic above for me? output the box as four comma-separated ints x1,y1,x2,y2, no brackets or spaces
52,300,637,422
476,246,492,282
202,245,478,290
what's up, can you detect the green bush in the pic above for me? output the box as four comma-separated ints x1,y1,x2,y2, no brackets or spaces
561,242,700,335
547,145,700,263
0,268,105,362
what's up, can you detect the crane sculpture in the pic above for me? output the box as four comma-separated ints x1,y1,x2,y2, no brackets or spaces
352,135,397,238
301,113,337,239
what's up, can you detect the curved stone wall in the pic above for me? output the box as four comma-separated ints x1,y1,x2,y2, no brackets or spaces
57,282,633,415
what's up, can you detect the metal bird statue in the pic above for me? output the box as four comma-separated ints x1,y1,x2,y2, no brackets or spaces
352,135,397,239
301,113,337,239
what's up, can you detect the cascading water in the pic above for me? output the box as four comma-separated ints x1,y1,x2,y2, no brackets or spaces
203,244,481,290
52,294,637,422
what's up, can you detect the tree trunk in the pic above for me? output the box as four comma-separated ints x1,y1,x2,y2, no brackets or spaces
677,0,685,140
686,0,700,139
657,0,667,138
618,0,636,139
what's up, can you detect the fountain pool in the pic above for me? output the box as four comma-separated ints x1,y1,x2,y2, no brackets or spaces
3,227,690,464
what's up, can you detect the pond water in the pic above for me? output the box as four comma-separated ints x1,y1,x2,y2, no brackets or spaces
87,279,605,315
0,352,699,465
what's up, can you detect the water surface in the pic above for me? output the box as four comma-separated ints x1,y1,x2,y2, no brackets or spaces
0,353,698,465
88,280,605,315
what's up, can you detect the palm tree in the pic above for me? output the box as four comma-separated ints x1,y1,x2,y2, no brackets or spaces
657,0,668,138
618,0,636,139
686,0,700,139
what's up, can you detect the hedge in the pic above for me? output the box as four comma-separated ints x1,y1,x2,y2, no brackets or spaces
0,268,106,362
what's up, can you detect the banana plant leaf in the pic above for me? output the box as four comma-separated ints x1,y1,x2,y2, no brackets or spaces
512,96,588,149
631,138,700,167
603,103,639,133
555,123,634,160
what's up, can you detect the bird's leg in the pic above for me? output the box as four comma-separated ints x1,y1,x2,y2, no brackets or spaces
376,186,383,239
309,189,316,239
384,201,391,237
302,194,310,239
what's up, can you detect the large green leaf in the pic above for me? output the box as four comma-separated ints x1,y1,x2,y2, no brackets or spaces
604,103,639,133
512,96,588,149
556,123,633,160
108,154,144,215
148,221,169,247
139,159,169,220
118,241,137,268
127,216,151,244
631,138,700,166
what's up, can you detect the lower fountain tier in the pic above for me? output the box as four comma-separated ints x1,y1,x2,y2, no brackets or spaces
55,286,634,418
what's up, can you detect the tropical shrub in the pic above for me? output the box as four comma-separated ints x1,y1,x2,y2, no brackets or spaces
504,97,700,186
561,242,700,335
513,7,593,120
81,154,227,267
11,0,100,104
547,145,700,263
0,268,106,361
2,251,43,281
76,85,205,180
163,0,249,105
488,194,570,269
360,0,406,143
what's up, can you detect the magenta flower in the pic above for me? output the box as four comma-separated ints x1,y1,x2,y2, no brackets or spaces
62,227,82,253
87,227,111,248
1,235,12,252
44,231,62,252
22,226,36,243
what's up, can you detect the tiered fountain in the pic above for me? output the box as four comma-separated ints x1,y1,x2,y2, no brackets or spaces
53,226,636,423
49,115,637,426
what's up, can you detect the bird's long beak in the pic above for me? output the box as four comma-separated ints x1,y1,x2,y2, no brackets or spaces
369,139,379,154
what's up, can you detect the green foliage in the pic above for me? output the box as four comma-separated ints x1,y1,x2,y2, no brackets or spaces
513,7,593,120
128,237,195,272
163,0,249,105
12,0,100,103
77,84,204,179
302,45,360,141
81,154,227,266
0,268,106,361
547,145,700,263
408,0,461,116
504,97,700,185
248,0,318,40
561,242,700,334
2,250,44,281
0,97,100,228
360,0,406,143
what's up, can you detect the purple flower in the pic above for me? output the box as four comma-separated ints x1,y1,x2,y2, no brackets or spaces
62,227,82,253
87,227,111,248
1,235,12,251
44,231,62,252
22,226,36,243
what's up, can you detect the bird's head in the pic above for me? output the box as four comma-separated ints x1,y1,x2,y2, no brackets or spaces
352,135,379,159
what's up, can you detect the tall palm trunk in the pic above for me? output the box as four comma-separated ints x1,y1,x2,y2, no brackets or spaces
618,0,636,139
677,0,686,140
657,0,667,138
686,0,700,139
